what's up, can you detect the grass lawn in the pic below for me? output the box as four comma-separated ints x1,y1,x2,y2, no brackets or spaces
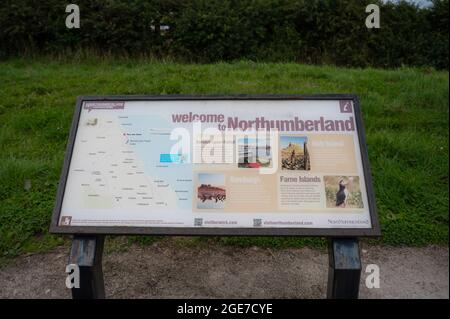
0,58,448,260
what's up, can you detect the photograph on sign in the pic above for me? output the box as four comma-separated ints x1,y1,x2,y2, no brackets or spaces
51,97,378,234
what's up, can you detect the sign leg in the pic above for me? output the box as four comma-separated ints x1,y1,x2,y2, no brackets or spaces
69,235,105,299
327,238,361,299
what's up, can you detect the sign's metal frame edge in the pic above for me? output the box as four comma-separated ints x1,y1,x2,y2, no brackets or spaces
49,94,381,237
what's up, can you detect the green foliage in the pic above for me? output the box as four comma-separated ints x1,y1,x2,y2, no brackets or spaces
0,59,448,259
0,0,448,68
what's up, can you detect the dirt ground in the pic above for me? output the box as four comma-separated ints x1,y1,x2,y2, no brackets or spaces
0,241,448,299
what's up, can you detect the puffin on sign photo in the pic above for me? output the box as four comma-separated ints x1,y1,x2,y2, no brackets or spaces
324,176,364,209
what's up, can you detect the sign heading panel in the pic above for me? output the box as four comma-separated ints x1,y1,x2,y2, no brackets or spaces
50,95,380,236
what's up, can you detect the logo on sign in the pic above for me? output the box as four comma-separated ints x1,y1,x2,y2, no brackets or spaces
253,219,262,227
339,100,353,113
194,218,203,226
60,216,72,226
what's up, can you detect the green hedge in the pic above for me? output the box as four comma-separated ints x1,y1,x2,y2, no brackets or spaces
0,0,448,68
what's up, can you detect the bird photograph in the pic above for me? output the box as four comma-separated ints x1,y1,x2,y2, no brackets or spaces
324,176,363,209
335,179,350,207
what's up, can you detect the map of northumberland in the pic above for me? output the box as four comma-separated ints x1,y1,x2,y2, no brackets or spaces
60,103,193,226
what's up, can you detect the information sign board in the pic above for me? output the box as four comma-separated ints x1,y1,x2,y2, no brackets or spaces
50,95,380,236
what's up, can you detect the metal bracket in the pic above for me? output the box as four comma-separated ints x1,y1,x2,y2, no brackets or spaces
68,235,105,299
327,238,361,299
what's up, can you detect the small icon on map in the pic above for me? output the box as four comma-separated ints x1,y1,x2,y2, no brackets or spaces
86,118,98,126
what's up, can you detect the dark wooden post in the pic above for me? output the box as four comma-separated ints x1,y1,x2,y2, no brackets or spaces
68,235,105,299
327,238,361,299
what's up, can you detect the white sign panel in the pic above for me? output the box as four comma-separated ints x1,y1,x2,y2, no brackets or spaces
51,96,379,236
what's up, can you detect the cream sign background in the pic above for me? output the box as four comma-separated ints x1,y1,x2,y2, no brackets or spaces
51,97,379,235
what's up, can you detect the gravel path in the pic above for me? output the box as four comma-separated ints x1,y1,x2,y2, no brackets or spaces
0,241,447,299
